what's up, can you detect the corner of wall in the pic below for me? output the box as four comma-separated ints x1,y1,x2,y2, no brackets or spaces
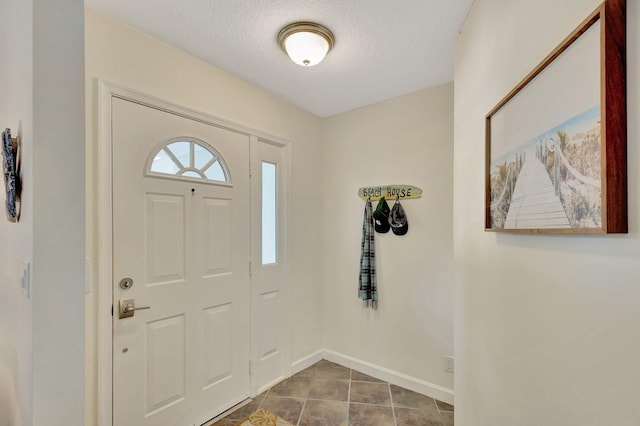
320,84,455,397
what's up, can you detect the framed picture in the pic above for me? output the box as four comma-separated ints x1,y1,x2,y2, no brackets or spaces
485,0,626,234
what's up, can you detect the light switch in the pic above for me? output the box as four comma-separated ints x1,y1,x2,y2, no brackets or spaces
21,261,30,298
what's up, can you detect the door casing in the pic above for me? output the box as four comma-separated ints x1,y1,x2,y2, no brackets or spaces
95,80,291,426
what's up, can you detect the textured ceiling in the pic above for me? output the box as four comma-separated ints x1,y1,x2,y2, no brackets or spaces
85,0,473,117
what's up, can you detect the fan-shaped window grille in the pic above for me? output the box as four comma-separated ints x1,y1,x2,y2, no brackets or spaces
147,138,230,184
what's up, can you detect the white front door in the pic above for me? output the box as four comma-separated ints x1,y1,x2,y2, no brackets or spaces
111,97,251,426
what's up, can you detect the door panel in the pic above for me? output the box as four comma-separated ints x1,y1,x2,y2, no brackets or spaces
145,314,186,414
112,97,250,426
202,197,232,274
202,304,233,387
146,193,186,285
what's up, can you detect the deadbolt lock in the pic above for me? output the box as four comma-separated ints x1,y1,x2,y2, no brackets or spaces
119,277,134,290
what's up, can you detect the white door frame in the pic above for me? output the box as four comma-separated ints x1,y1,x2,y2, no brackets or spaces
95,80,291,426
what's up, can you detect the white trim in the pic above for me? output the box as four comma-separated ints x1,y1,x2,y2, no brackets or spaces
291,350,325,375
279,138,292,380
256,376,286,396
257,136,288,148
143,171,233,188
323,350,455,405
103,80,288,144
97,79,114,426
290,350,455,405
249,136,258,396
248,136,292,396
96,79,292,425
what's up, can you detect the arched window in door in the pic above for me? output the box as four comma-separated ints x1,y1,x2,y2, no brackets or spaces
146,137,230,184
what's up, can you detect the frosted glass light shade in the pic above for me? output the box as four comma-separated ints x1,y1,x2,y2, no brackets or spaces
285,32,329,66
278,22,334,67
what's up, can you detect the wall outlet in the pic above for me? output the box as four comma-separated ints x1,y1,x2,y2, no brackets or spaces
445,355,454,374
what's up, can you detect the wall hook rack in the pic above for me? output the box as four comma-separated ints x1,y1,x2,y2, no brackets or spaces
358,184,422,201
2,128,21,222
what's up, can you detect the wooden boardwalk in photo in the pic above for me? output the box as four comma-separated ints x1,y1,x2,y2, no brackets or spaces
504,156,570,229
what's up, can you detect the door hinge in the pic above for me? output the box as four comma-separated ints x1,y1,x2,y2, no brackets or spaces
111,305,114,317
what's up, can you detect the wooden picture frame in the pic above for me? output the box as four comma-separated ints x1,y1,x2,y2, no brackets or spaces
485,0,626,234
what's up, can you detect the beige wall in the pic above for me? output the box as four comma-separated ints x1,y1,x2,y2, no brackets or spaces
21,1,640,423
85,11,458,421
454,0,640,424
1,0,85,425
322,84,455,398
0,0,33,424
33,0,86,424
84,10,325,424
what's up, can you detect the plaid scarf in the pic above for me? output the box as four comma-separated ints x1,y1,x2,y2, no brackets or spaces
358,200,377,309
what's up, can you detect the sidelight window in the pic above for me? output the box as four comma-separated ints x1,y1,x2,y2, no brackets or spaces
262,162,277,265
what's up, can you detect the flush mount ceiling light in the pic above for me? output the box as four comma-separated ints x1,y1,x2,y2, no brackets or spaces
277,22,335,67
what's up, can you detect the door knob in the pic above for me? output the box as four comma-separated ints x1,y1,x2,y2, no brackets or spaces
119,298,151,319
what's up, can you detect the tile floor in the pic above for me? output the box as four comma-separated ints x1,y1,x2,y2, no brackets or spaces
211,359,454,426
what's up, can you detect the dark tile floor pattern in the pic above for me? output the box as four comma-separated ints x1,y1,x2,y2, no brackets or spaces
211,359,454,426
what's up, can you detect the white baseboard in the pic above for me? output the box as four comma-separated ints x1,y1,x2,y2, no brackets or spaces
257,375,286,395
291,349,324,375
255,350,324,396
291,349,454,405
